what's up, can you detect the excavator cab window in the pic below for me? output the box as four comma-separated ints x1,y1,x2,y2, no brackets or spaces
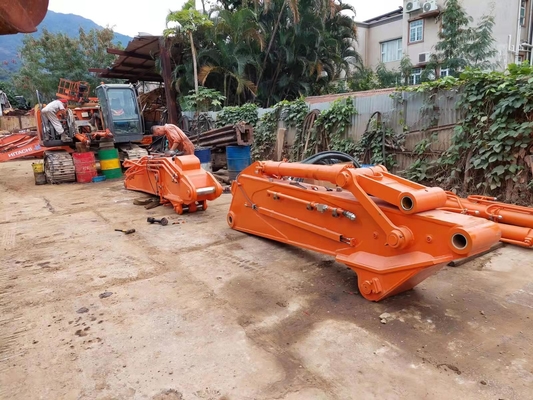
96,85,143,143
107,89,141,133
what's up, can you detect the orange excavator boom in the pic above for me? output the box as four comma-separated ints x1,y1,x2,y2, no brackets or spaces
123,155,223,214
443,194,533,248
227,161,501,301
0,133,71,162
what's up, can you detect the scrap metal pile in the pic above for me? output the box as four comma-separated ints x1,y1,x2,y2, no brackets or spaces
189,122,254,148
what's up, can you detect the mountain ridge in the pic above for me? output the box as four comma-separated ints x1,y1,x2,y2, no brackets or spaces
0,10,132,75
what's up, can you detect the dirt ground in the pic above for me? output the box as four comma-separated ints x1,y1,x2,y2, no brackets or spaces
1,159,532,400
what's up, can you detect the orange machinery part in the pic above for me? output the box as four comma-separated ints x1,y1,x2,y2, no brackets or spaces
0,0,49,35
123,155,223,214
443,194,533,248
0,133,71,162
227,161,501,301
56,79,98,104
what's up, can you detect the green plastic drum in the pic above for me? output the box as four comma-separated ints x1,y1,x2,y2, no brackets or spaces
98,148,123,179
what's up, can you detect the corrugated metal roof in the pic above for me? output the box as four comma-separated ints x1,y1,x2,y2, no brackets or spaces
89,35,184,82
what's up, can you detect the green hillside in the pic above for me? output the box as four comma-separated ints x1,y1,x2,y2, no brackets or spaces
0,10,131,76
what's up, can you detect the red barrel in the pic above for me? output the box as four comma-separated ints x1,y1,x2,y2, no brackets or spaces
72,152,97,183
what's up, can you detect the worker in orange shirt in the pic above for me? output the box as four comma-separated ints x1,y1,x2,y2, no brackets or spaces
151,124,195,156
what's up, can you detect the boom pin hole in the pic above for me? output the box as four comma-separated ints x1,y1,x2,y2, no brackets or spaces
400,196,414,211
451,234,468,250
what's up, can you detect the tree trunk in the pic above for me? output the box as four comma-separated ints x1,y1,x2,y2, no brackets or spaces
267,61,282,107
199,0,207,14
224,75,228,106
189,30,199,96
257,0,286,89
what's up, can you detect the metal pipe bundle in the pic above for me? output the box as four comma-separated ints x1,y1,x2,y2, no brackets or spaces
191,122,254,148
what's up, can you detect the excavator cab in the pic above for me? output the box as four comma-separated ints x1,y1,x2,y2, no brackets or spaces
96,84,143,144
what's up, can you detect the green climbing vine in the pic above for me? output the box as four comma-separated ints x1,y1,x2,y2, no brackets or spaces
252,98,308,160
215,103,259,127
403,133,438,181
399,64,533,204
398,76,458,182
251,97,360,162
295,97,358,160
252,107,279,160
355,118,404,170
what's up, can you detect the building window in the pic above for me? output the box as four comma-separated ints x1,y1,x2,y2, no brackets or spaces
409,20,424,43
381,38,402,63
440,68,450,78
409,68,422,85
521,1,526,26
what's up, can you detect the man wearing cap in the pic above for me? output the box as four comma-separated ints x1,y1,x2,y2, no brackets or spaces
151,124,195,156
41,98,69,142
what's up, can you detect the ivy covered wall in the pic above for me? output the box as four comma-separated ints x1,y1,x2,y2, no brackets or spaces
186,63,533,204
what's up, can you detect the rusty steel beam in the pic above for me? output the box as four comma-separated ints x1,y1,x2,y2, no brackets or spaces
0,0,49,35
88,68,163,82
106,48,155,60
118,62,155,70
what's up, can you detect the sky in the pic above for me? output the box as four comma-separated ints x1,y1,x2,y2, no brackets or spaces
48,0,404,37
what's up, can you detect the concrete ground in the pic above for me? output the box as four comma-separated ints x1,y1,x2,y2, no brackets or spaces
0,159,532,400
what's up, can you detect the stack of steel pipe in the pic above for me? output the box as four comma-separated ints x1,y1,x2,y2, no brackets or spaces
191,122,254,148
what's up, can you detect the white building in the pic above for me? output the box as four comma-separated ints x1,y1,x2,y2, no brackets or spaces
355,0,532,82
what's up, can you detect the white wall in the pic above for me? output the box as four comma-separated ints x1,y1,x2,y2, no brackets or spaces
367,18,404,70
358,0,530,71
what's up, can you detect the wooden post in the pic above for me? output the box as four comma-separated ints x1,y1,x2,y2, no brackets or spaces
159,37,180,125
275,128,286,161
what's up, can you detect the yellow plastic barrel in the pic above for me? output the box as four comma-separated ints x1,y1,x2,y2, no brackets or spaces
32,162,44,173
32,162,46,184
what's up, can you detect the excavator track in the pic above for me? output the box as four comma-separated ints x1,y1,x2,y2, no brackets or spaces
44,151,76,184
123,146,148,160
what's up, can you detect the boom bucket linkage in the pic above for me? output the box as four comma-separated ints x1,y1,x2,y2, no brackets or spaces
443,194,533,248
227,161,502,301
123,155,223,214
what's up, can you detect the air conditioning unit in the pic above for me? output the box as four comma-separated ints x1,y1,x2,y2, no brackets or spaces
422,0,439,13
419,52,432,63
405,1,422,13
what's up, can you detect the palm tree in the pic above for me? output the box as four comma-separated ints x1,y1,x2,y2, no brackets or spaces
197,7,263,104
165,0,361,107
166,0,213,95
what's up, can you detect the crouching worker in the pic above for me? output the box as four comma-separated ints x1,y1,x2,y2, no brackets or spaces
41,98,69,142
151,124,195,156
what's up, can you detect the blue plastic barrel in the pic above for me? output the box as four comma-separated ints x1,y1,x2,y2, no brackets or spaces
227,145,251,181
194,147,212,172
360,164,375,168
